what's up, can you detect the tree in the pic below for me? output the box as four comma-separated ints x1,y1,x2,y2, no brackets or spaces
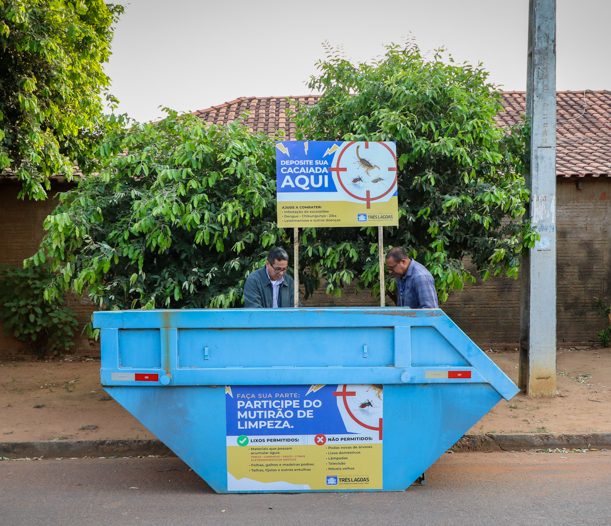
29,111,287,309
0,0,123,200
293,43,536,302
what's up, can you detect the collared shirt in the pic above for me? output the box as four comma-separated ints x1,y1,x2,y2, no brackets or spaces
267,270,285,308
396,259,439,308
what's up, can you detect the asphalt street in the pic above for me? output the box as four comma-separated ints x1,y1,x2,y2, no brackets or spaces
1,451,609,526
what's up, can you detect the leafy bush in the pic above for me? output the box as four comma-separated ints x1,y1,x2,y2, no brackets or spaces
29,111,287,309
595,298,610,347
28,44,536,309
0,265,78,356
293,43,536,301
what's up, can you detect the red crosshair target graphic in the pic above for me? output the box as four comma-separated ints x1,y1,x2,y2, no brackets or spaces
329,141,397,209
333,385,383,440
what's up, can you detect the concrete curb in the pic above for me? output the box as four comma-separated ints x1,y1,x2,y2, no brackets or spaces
0,440,171,459
1,434,610,459
454,433,611,452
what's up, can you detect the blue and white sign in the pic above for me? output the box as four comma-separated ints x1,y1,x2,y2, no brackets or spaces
276,141,398,227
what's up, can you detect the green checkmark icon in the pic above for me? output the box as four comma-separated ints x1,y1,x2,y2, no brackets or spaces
237,435,249,447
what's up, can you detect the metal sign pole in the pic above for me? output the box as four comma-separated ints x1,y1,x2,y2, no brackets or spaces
294,227,299,307
378,226,385,307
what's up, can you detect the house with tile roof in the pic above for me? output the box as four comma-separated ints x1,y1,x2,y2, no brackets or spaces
0,91,608,355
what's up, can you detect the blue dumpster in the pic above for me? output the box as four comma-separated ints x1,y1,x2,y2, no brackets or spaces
93,307,518,493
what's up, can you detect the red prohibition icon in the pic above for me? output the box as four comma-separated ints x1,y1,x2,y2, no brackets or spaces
314,434,327,446
329,142,397,209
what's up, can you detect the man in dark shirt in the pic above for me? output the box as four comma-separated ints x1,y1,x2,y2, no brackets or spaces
243,247,294,308
385,247,438,308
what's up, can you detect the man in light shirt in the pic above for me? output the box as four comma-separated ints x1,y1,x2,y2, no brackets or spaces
385,246,438,308
243,247,294,308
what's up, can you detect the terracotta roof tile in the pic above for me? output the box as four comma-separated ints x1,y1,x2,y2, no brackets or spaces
194,91,610,179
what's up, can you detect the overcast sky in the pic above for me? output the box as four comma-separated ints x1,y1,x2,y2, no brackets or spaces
104,0,611,123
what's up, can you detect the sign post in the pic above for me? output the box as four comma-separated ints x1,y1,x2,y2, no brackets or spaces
293,227,299,307
378,226,385,307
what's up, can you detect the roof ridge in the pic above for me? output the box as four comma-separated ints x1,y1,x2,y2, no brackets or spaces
196,90,610,112
193,97,249,113
192,92,610,179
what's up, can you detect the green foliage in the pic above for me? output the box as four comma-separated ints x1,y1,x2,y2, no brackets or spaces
28,111,288,309
0,0,123,200
595,298,610,347
0,265,78,356
293,42,535,302
28,42,535,309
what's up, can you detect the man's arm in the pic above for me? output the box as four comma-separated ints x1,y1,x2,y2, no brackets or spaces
414,274,439,308
243,274,265,308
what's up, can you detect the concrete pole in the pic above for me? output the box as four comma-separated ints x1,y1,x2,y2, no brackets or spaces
519,0,557,396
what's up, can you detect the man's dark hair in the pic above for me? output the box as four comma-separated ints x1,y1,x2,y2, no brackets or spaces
267,247,289,263
387,246,409,262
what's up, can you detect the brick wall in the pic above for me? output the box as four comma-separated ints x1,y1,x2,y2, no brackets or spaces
1,178,608,357
555,178,610,342
0,181,97,358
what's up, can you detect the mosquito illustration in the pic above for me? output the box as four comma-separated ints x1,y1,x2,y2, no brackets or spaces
359,399,373,409
370,177,384,184
352,176,364,184
356,145,379,177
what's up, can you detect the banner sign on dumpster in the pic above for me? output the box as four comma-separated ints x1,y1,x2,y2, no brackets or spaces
275,141,398,227
225,384,383,491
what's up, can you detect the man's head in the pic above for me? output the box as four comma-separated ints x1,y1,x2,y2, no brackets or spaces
266,247,289,281
385,247,411,278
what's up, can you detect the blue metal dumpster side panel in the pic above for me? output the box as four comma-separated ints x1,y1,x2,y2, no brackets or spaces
105,386,229,493
94,308,518,400
106,382,502,492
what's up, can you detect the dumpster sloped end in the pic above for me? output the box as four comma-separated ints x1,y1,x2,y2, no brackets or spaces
105,386,228,493
384,384,503,490
432,314,520,401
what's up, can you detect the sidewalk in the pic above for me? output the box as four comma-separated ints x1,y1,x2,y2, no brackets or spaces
1,348,610,458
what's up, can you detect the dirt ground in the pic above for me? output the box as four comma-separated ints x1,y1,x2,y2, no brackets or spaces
0,348,609,443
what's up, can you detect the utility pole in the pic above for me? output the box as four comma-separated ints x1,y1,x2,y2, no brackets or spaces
520,0,557,396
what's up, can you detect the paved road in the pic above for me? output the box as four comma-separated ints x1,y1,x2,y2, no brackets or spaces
1,451,609,525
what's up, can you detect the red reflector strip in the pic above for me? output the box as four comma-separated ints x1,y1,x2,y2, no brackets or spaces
448,370,472,379
135,373,159,382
